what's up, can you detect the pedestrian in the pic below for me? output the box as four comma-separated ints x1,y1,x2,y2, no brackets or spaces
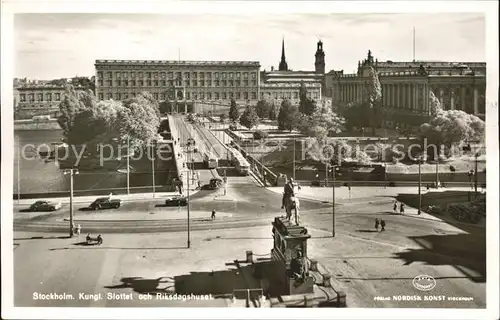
400,203,405,214
393,201,398,213
211,209,216,220
380,219,386,231
374,218,379,231
76,224,81,236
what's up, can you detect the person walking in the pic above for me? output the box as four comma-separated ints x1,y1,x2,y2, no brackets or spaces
393,201,398,213
374,218,380,231
380,219,386,231
211,209,216,220
75,224,81,236
400,202,405,214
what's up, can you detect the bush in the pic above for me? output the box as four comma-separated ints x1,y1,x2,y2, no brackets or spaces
253,130,269,140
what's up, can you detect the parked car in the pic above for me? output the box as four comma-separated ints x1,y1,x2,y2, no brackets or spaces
29,200,62,212
209,178,223,190
165,195,188,206
89,197,121,210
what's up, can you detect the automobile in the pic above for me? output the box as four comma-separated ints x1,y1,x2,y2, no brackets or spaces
29,200,62,212
209,178,223,190
165,195,188,206
89,197,121,210
229,124,237,131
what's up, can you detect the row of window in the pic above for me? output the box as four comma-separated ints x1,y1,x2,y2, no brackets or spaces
97,79,258,88
98,91,258,101
261,91,320,100
19,93,61,102
97,71,258,80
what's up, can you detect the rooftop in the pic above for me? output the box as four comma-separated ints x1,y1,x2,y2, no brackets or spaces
95,59,261,67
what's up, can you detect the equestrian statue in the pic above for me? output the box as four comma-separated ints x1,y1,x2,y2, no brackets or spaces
281,177,301,226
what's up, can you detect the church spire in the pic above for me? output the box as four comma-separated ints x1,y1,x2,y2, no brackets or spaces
279,38,288,71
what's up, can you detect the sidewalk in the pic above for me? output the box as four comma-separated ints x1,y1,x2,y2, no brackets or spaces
13,190,200,206
61,210,233,222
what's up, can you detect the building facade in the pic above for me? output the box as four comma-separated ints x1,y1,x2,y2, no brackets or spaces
94,60,261,113
14,83,68,119
326,51,486,129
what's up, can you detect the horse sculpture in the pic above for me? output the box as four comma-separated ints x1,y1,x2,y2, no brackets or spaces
283,194,300,226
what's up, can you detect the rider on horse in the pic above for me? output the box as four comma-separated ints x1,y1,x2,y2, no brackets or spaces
281,177,300,209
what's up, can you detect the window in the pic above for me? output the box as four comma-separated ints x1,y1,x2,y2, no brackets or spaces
184,80,189,86
98,80,103,87
116,72,121,79
131,72,136,78
160,93,165,100
184,72,190,79
314,92,319,99
117,93,121,100
55,93,61,101
20,94,26,102
107,72,113,78
193,72,197,78
200,80,205,86
244,92,248,100
252,73,256,79
37,93,43,101
236,80,241,86
153,72,158,78
215,80,219,87
229,92,234,99
207,92,211,100
45,93,52,101
123,72,128,79
200,92,205,99
236,72,241,79
252,80,257,86
154,80,159,86
243,80,248,86
229,80,233,86
138,72,143,78
243,72,248,79
251,92,256,100
124,93,129,100
160,72,166,79
236,92,241,100
207,80,212,87
107,80,113,86
206,72,212,79
222,72,226,79
161,80,166,86
200,73,205,79
193,93,198,100
294,92,298,99
168,80,173,86
146,72,152,78
116,80,121,86
214,92,219,100
147,80,152,86
215,72,219,79
176,72,182,79
131,80,136,86
124,80,129,86
168,72,173,79
229,73,233,79
192,80,197,86
221,80,226,86
107,93,113,99
28,93,34,102
138,80,144,86
153,92,159,100
186,92,190,100
221,92,227,99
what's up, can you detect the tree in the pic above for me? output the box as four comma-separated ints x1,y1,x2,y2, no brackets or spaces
255,99,272,119
229,98,239,123
298,100,345,141
278,99,299,131
429,90,443,116
219,113,227,123
268,101,279,121
342,102,371,131
299,82,316,115
420,109,485,158
365,66,382,135
253,130,269,140
239,105,260,129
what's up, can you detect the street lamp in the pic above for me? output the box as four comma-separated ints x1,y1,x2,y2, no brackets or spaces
417,155,424,215
331,165,337,237
186,138,195,249
114,135,131,195
151,141,156,198
63,167,79,237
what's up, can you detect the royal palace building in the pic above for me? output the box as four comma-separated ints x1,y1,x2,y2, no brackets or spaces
325,50,486,129
94,60,261,113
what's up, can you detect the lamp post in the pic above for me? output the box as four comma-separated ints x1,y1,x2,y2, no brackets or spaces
293,138,296,180
151,141,156,198
332,165,336,237
186,139,193,249
126,135,130,195
418,155,423,215
474,152,479,198
64,167,79,237
16,135,20,204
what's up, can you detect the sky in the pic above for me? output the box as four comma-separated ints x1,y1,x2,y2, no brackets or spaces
14,13,486,79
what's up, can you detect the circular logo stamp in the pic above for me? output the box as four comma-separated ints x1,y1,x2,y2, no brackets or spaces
412,275,437,291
